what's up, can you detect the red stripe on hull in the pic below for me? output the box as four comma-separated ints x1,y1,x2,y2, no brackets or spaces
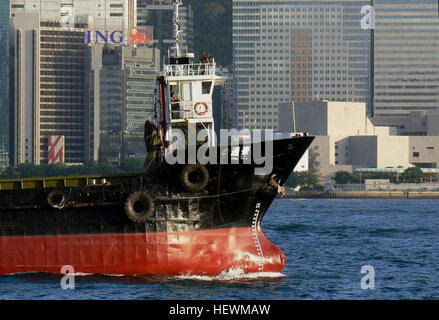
0,228,285,276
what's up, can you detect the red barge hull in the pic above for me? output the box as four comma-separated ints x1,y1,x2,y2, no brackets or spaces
0,227,285,276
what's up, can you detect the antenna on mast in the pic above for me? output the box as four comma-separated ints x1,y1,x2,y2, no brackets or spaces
172,0,183,58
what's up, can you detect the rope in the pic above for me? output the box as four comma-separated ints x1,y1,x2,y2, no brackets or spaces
154,186,261,201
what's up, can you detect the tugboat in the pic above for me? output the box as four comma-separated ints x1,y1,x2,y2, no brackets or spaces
0,0,314,276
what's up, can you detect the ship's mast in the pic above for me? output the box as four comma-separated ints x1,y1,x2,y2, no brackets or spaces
172,0,183,58
155,0,227,152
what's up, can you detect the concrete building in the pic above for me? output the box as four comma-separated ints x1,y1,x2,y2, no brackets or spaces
281,101,392,137
11,0,137,31
86,44,160,163
278,100,431,182
349,135,411,169
428,112,439,136
371,110,439,136
233,0,373,130
0,0,10,171
409,136,439,168
373,1,439,117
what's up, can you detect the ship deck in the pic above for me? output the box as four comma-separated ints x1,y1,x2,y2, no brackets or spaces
0,173,142,191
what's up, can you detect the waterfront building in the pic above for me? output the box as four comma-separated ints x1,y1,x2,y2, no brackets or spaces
280,100,439,181
371,110,439,136
409,136,439,168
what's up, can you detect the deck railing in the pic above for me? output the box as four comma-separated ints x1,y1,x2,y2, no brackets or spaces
164,63,216,77
333,183,439,192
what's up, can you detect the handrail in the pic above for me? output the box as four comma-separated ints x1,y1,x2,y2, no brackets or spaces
164,63,216,77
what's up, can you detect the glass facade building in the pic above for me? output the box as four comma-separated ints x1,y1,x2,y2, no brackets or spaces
233,0,373,130
96,47,124,163
86,45,160,163
373,0,439,117
0,0,10,171
39,25,88,164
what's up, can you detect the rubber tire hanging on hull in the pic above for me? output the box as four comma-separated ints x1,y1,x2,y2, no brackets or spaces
47,190,67,209
124,191,155,223
180,164,209,193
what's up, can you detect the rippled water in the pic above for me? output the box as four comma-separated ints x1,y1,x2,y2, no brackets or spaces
1,199,439,300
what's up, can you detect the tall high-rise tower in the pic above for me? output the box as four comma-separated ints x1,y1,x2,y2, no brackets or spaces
233,0,439,130
86,44,160,163
10,0,135,165
0,0,10,171
373,0,439,117
232,0,373,130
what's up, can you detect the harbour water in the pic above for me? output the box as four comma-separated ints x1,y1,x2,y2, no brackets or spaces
1,199,439,300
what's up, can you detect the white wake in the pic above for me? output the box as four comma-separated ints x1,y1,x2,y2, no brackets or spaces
176,268,284,282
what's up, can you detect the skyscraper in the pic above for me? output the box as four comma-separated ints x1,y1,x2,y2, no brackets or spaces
86,44,160,163
233,0,439,130
0,0,10,171
232,0,373,130
373,0,439,117
11,0,135,165
11,0,137,31
220,67,235,129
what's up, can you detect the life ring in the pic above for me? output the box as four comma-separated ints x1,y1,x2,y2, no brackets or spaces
124,191,155,223
180,164,210,193
194,102,209,116
47,190,67,209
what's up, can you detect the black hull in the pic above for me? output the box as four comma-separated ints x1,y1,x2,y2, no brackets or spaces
0,136,314,237
0,135,314,275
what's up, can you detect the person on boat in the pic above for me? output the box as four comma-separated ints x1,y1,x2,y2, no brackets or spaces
144,120,162,172
199,51,208,63
199,51,208,74
171,92,181,119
